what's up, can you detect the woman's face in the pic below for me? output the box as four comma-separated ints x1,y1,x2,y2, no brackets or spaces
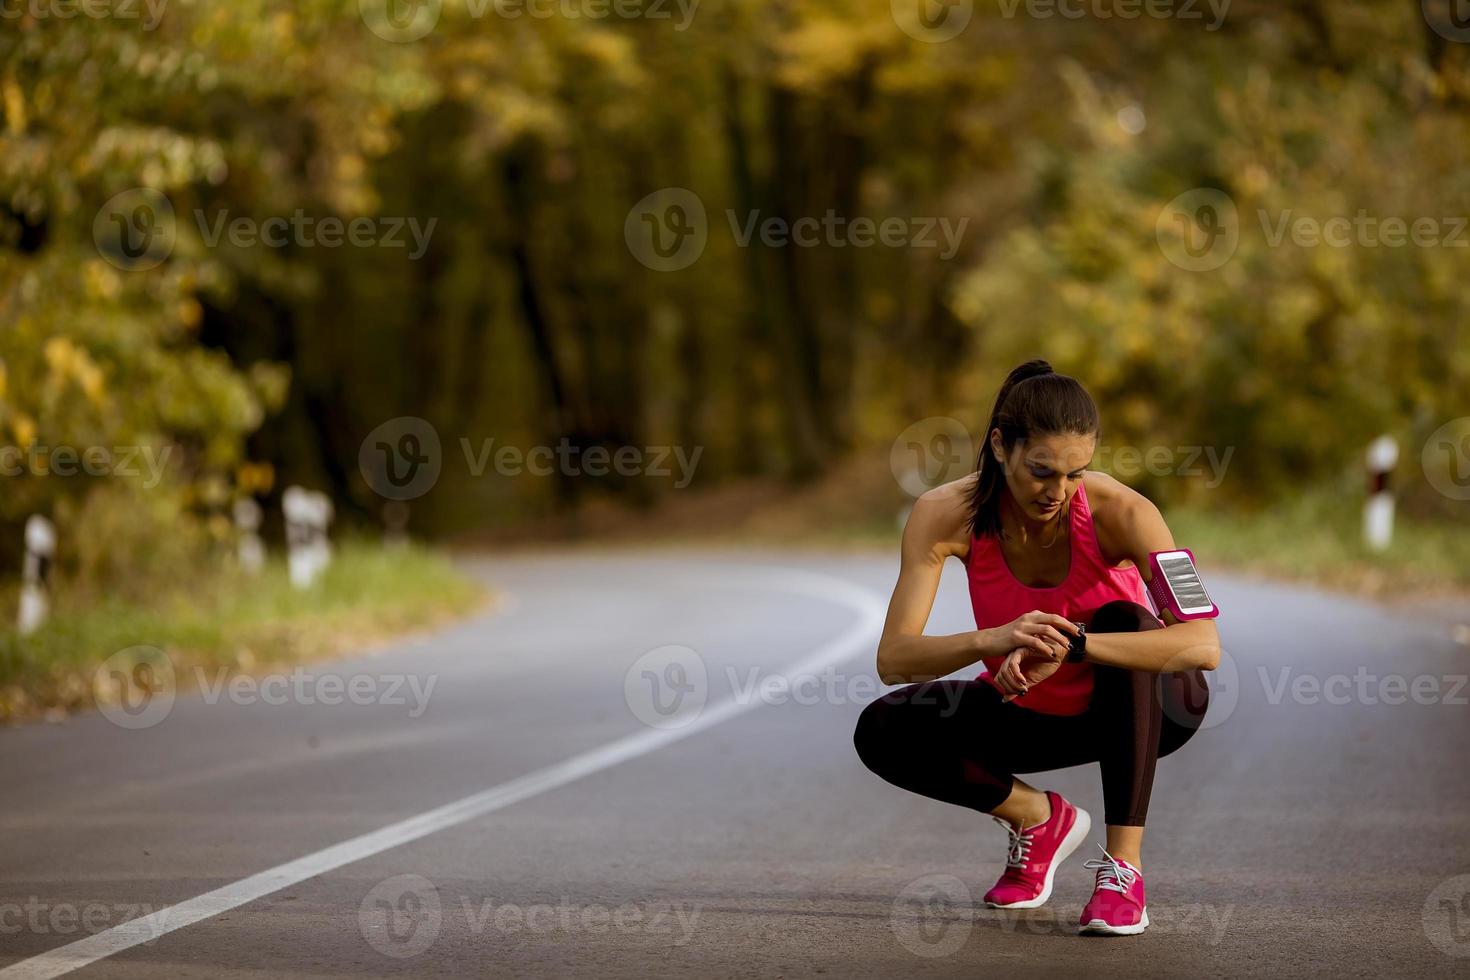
990,429,1096,521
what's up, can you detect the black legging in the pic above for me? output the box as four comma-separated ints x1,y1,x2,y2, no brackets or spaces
852,600,1208,827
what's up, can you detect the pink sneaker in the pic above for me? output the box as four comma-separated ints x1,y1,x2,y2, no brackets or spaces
983,791,1091,909
1078,845,1149,935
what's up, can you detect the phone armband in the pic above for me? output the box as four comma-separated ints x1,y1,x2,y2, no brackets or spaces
1146,548,1219,621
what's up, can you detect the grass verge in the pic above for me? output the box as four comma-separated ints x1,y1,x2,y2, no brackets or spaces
1166,490,1470,598
0,541,489,723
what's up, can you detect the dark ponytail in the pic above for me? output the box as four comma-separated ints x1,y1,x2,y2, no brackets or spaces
968,359,1100,538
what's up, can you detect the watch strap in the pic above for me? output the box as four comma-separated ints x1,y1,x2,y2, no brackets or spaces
1066,622,1087,663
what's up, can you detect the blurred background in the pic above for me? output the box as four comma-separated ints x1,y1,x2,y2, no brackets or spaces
2,0,1469,718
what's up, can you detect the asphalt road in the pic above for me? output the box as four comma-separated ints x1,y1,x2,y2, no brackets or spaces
2,548,1469,978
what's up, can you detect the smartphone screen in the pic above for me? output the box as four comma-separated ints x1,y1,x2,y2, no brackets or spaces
1158,551,1213,614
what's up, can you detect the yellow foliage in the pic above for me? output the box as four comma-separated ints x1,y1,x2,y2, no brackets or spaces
2,74,24,135
11,414,36,449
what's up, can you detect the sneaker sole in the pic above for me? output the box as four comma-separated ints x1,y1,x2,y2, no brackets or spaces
984,804,1093,910
1079,909,1150,936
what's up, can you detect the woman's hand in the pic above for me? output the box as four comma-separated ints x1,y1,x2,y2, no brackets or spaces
984,610,1077,660
995,648,1064,702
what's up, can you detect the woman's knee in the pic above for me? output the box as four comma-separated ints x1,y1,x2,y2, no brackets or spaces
1157,669,1211,755
853,695,903,775
1090,599,1162,634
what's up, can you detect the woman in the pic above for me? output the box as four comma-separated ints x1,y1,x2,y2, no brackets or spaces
853,359,1219,936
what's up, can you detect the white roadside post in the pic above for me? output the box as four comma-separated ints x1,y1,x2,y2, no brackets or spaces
283,486,314,589
1364,434,1399,552
234,498,265,574
18,515,56,636
310,491,334,581
382,501,410,549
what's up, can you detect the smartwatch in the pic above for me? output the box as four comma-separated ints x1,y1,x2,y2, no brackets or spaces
1064,622,1087,663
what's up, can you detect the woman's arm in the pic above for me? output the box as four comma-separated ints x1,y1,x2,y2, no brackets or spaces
875,487,1076,684
1083,489,1221,673
875,494,986,684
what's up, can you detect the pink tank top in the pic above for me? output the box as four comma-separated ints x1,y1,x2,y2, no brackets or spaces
966,479,1149,716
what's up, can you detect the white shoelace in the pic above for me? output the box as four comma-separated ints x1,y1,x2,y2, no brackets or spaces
1082,844,1139,893
992,816,1035,869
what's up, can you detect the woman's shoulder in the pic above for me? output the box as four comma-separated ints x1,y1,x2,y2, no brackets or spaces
909,473,977,560
1082,471,1162,566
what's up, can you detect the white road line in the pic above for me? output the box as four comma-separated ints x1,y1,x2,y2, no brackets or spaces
0,567,887,980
